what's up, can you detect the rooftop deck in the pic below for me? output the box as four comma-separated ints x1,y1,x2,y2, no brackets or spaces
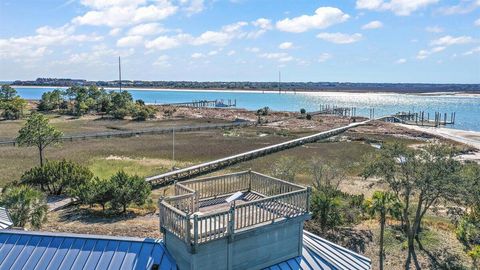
159,171,311,246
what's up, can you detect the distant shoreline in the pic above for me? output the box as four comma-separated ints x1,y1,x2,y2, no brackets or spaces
11,85,480,97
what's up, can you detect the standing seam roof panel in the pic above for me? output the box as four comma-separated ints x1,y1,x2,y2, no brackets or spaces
82,239,108,269
34,237,65,270
10,235,42,270
265,231,371,270
22,236,54,270
0,230,177,270
70,239,96,269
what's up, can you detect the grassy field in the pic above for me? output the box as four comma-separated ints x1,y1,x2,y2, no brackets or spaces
4,114,473,268
0,114,229,140
0,117,398,188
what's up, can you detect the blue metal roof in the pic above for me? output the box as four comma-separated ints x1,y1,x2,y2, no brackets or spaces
264,230,372,270
0,230,177,270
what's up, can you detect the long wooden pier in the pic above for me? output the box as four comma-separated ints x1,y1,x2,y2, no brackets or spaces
146,119,372,186
160,99,237,108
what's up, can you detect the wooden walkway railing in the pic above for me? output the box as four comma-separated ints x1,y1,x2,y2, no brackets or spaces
147,119,372,186
159,171,311,246
0,121,253,147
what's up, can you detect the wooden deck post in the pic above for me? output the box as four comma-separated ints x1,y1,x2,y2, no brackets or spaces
185,213,191,245
228,203,236,240
193,214,198,252
306,187,312,213
248,169,252,192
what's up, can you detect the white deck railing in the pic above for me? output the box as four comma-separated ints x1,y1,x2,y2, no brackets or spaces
159,171,311,246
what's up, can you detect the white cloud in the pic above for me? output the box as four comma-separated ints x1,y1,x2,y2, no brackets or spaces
416,50,429,59
361,20,383,29
73,1,178,27
191,52,205,59
436,1,480,15
395,58,407,64
116,35,143,47
356,0,439,16
192,21,248,46
318,53,332,62
145,34,186,50
316,32,363,44
245,47,260,53
463,46,480,55
66,44,134,65
259,52,294,62
425,26,443,33
475,18,480,26
279,42,293,49
128,23,166,36
79,0,146,10
0,24,102,61
430,35,473,46
247,18,273,38
153,55,170,67
109,28,121,36
416,46,445,59
181,0,205,15
227,50,236,56
252,18,273,30
276,7,350,33
259,52,288,59
208,50,218,56
356,0,384,9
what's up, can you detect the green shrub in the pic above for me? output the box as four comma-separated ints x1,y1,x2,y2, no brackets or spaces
0,185,48,229
111,108,131,119
132,105,157,121
109,171,151,213
456,214,480,247
21,160,93,195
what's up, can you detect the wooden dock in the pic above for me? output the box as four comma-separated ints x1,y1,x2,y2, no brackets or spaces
386,111,456,128
160,99,237,108
311,105,358,117
146,119,372,186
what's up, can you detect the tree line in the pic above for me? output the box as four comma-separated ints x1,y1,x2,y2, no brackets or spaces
38,85,157,120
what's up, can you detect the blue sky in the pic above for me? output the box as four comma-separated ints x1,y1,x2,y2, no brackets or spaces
0,0,479,83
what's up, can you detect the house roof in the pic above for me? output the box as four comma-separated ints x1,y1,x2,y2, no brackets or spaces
0,229,370,270
264,231,372,270
0,230,177,270
0,207,13,230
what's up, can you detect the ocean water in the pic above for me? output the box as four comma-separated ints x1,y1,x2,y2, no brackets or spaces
13,87,480,132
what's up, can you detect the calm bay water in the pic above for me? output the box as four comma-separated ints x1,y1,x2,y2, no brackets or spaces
13,86,480,132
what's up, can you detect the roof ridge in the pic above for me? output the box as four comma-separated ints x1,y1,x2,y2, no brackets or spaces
0,230,162,244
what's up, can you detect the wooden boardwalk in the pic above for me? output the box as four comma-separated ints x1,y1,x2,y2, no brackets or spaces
147,119,372,186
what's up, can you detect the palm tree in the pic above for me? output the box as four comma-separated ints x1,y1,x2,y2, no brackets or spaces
365,191,402,270
0,185,48,229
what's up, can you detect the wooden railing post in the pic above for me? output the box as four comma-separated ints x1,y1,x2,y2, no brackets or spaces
306,187,312,213
228,203,236,239
185,213,191,244
193,214,199,252
248,169,252,192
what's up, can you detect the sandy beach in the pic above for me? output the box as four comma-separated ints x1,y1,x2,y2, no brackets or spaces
399,124,480,150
